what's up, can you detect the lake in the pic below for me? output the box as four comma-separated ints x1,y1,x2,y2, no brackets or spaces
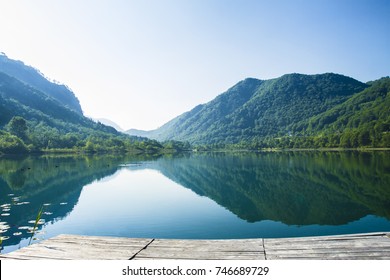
1,151,390,253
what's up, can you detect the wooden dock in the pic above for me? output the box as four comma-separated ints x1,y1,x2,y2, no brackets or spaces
1,232,389,260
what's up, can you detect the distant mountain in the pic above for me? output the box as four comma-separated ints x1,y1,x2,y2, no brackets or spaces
0,53,82,114
126,128,150,137
127,73,380,146
94,118,124,132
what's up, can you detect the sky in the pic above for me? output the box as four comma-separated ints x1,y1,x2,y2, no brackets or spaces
0,0,389,131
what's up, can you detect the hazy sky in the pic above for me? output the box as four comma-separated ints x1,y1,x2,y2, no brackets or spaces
1,0,389,130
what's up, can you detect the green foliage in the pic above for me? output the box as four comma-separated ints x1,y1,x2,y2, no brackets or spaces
6,116,28,140
0,130,28,154
2,53,388,152
136,73,371,147
0,53,82,113
0,68,179,155
304,77,390,148
28,205,44,245
162,140,192,151
134,74,389,149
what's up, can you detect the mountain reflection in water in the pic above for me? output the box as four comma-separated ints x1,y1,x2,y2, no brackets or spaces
152,152,390,224
0,151,389,253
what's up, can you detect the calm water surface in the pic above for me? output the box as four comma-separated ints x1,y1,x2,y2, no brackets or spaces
1,152,389,253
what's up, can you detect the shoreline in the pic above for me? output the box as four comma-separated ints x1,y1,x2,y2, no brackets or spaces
1,146,390,157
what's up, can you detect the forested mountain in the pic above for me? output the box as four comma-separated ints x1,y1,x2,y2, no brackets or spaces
0,54,169,154
0,72,104,130
127,73,388,147
0,53,82,114
127,78,263,139
2,52,388,152
304,77,390,147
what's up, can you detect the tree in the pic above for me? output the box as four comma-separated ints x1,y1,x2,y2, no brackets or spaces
7,116,28,141
85,140,96,153
0,130,28,154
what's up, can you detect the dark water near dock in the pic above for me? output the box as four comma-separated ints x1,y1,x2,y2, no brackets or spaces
1,151,390,253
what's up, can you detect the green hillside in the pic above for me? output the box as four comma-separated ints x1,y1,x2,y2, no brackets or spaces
127,73,388,148
0,72,116,133
203,73,367,144
0,53,82,114
304,77,390,147
0,72,101,129
3,52,388,152
0,57,169,154
134,78,264,141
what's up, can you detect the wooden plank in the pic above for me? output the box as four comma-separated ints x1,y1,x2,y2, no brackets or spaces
263,233,390,260
267,251,390,260
134,238,265,260
265,248,390,255
264,232,389,243
1,232,389,260
2,234,153,260
51,234,152,245
134,251,264,260
141,238,264,248
264,240,390,250
267,255,390,260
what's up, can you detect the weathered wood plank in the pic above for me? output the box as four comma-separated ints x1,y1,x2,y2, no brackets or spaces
267,255,390,260
51,234,152,245
263,232,390,260
150,239,261,245
148,239,263,250
265,248,390,255
133,238,265,260
264,232,389,243
267,251,390,260
1,232,389,260
1,235,153,260
264,241,390,249
134,251,265,260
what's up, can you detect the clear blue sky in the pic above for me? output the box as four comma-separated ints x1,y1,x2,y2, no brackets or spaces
1,0,389,130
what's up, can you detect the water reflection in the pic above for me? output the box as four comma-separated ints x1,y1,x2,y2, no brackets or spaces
0,151,389,252
0,154,155,249
151,152,390,224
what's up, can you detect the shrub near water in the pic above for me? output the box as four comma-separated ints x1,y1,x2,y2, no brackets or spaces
0,131,28,154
